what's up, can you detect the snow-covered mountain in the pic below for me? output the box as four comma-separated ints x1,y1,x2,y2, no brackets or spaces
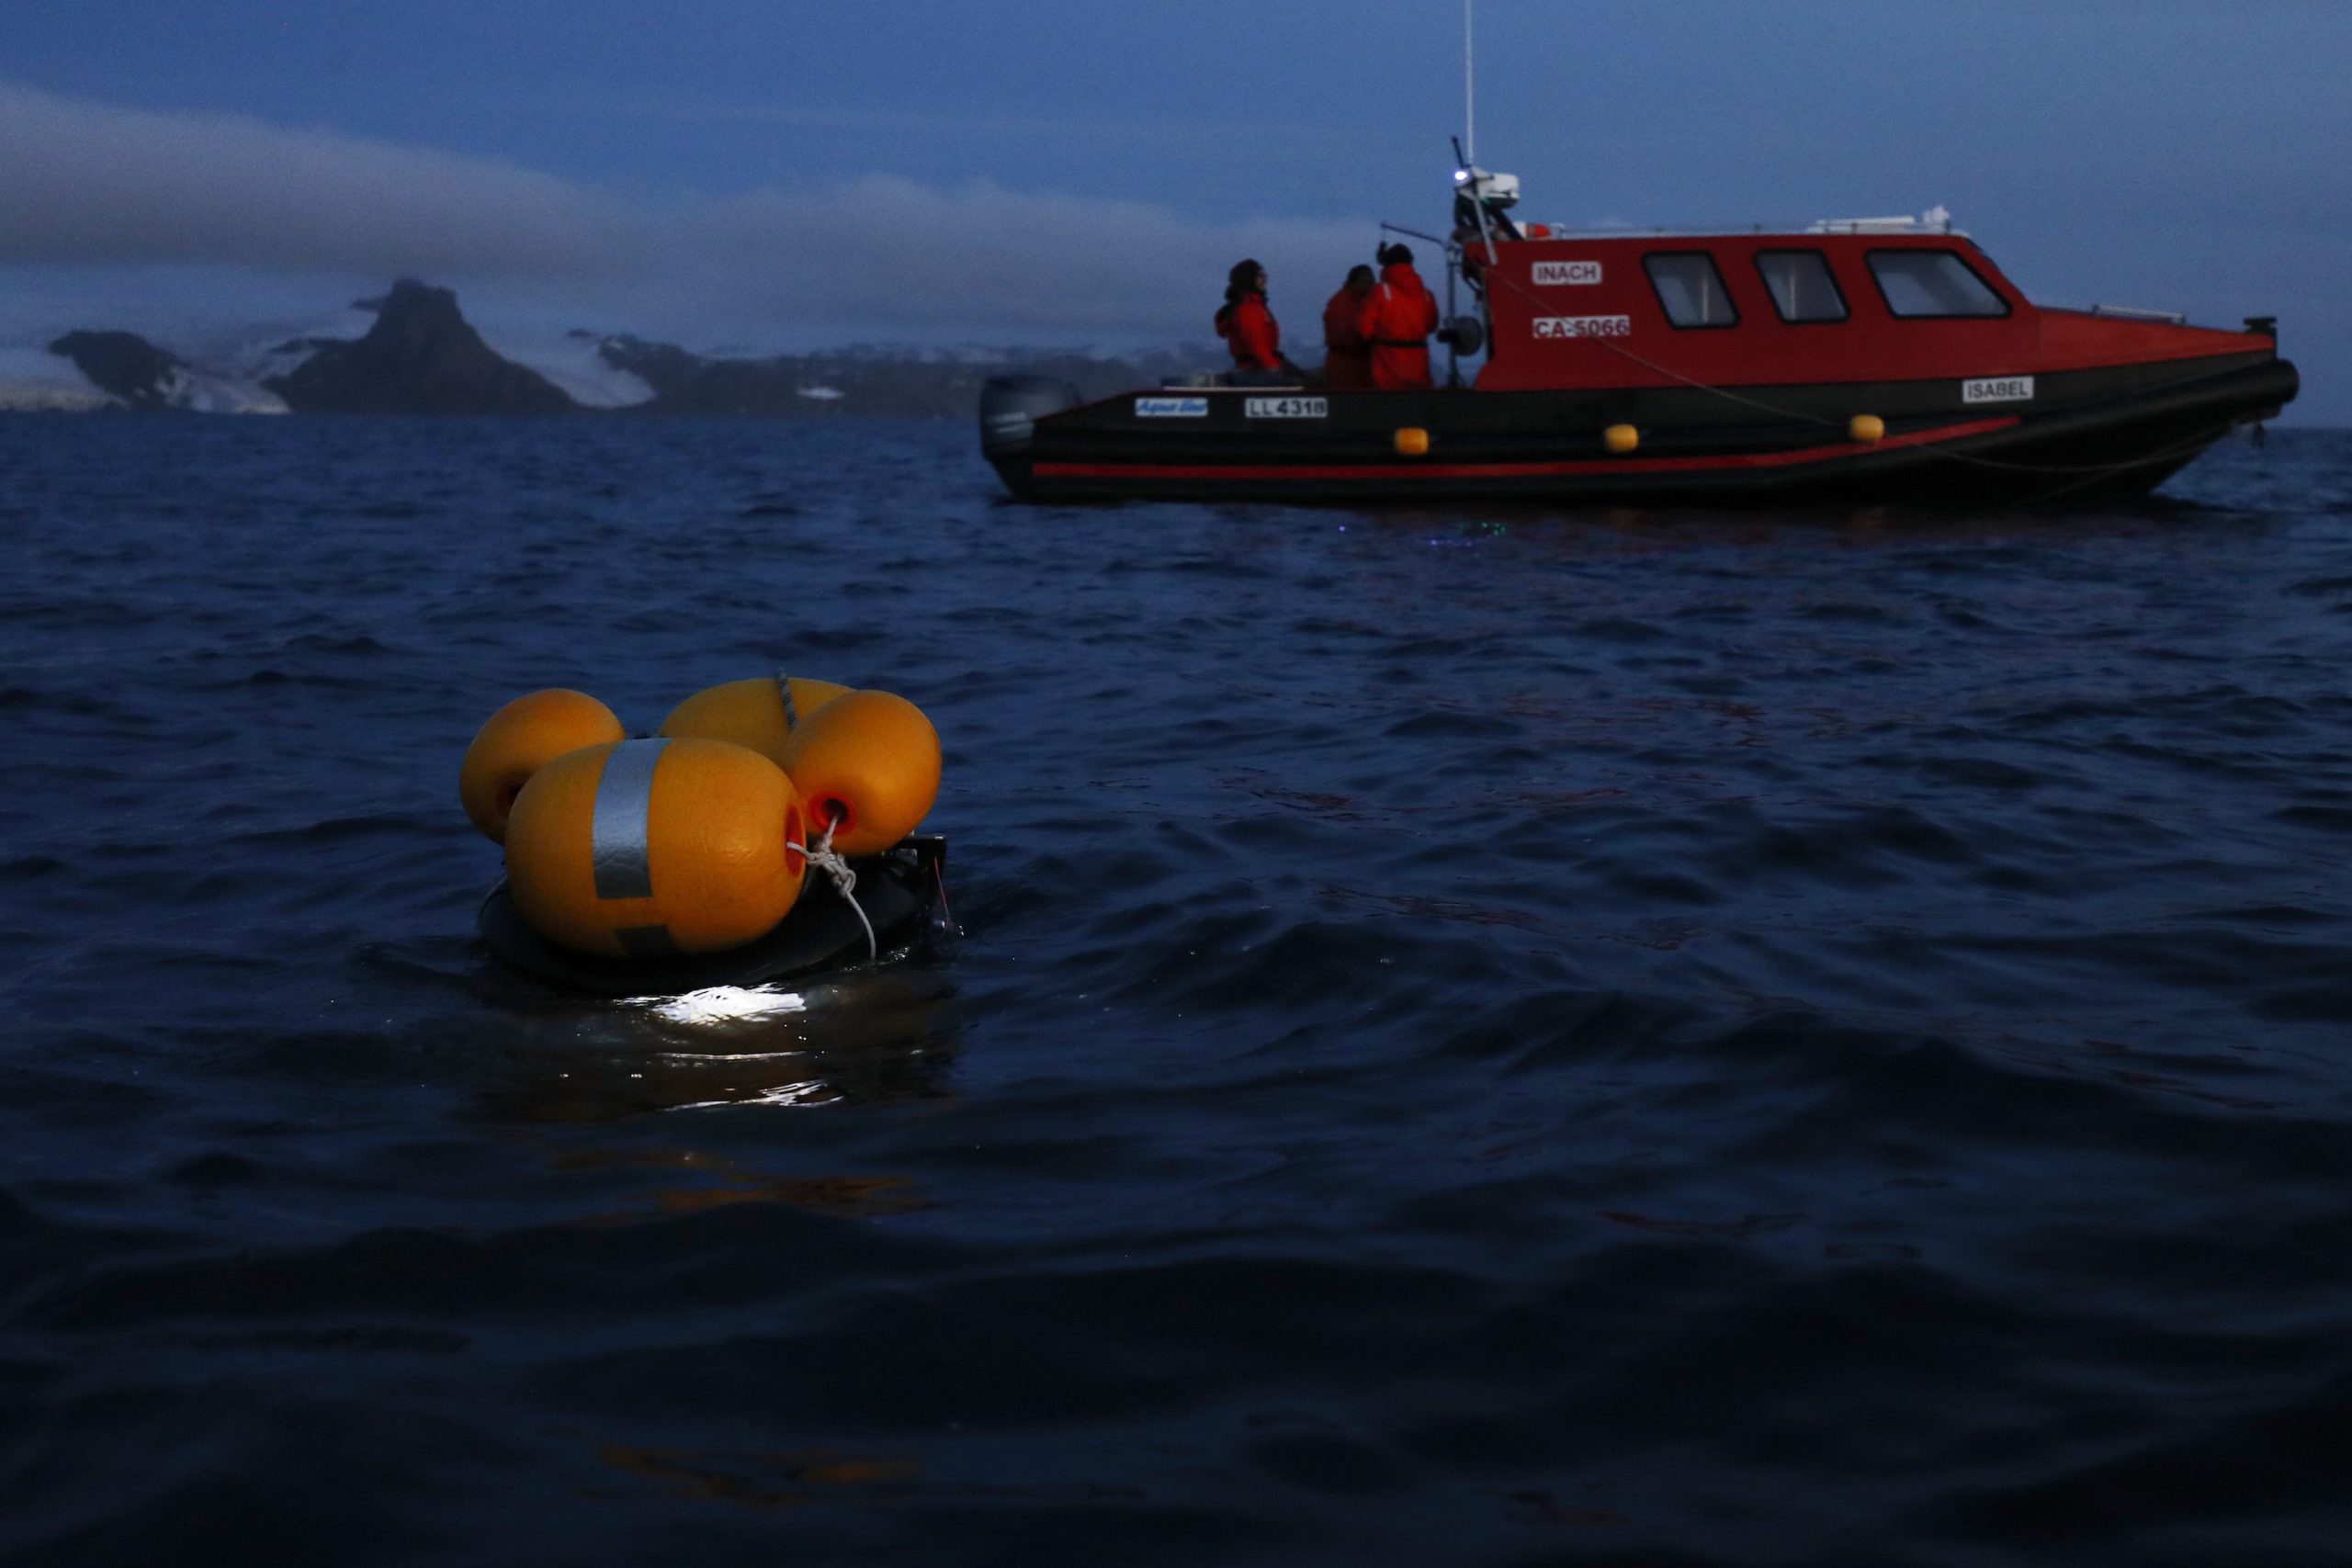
159,367,290,414
477,329,655,410
29,329,290,412
9,278,1221,417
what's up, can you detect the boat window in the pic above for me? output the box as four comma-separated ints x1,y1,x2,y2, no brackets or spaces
1644,253,1740,329
1868,250,2011,319
1756,250,1849,323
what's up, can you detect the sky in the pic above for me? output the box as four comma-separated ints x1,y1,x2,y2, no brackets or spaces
0,0,2344,419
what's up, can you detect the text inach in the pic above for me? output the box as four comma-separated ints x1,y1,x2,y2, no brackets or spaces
1533,315,1633,340
1962,377,2036,404
1531,260,1604,287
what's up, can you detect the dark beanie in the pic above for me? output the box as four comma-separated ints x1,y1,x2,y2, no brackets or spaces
1381,243,1413,267
1227,258,1262,292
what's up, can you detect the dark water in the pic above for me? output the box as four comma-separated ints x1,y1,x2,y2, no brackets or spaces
4,415,2350,1566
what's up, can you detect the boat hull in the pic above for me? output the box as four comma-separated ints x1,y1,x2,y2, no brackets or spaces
992,353,2297,509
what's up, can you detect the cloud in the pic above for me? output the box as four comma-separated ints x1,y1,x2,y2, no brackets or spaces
0,81,648,280
608,96,1386,151
0,83,1400,349
686,176,1383,341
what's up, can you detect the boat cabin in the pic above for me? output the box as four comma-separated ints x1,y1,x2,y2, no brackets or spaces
1465,224,2265,394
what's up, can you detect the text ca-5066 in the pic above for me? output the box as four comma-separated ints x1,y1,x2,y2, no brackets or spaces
1532,315,1633,340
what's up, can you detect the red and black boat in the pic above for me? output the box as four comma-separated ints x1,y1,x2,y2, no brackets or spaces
980,166,2297,509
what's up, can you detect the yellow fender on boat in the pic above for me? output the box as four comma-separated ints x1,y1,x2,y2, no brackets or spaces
1849,414,1886,446
459,688,626,843
658,674,853,767
775,690,943,858
503,738,809,957
1604,423,1640,456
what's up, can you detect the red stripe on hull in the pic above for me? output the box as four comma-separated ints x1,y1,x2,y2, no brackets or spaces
1035,417,2018,483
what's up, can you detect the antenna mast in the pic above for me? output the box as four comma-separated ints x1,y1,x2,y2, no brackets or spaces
1464,0,1475,163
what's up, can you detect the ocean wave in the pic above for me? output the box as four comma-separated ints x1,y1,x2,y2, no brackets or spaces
6,419,2352,1562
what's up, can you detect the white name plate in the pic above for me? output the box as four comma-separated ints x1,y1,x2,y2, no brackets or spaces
1962,376,2035,404
1532,260,1603,287
1244,397,1327,419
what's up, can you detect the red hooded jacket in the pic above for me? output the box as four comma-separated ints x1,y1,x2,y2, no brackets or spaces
1320,283,1374,390
1216,293,1282,371
1355,264,1441,389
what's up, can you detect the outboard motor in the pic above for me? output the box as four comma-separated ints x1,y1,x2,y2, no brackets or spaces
978,375,1081,462
979,375,1081,495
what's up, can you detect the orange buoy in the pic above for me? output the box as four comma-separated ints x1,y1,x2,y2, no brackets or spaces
459,688,626,843
1849,414,1886,446
774,690,941,857
1394,427,1430,457
1604,423,1640,456
503,738,809,956
657,673,853,767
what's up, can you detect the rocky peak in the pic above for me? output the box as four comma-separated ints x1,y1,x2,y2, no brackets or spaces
266,278,577,414
47,330,183,408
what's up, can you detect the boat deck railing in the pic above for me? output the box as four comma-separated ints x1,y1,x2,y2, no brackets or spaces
2039,302,2195,325
1502,217,1968,241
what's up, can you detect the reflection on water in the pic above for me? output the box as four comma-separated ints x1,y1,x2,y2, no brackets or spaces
598,1442,924,1510
467,969,962,1123
548,1147,927,1222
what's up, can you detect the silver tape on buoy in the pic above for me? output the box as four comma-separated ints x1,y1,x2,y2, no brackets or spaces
591,739,669,901
615,924,681,957
776,670,799,732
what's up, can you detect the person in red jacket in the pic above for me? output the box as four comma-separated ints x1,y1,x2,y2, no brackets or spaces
1320,265,1376,390
1214,259,1284,381
1355,244,1442,390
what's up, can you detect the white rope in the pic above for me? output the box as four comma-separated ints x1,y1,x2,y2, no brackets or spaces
789,815,876,961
